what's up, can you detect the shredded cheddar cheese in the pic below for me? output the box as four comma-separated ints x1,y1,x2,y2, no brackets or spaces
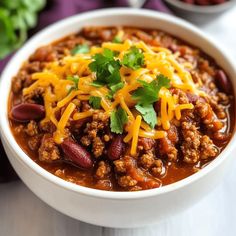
54,102,76,144
23,37,204,153
131,115,142,156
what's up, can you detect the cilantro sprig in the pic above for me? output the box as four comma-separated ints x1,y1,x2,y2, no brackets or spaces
107,81,124,99
133,74,170,128
88,47,170,131
67,75,79,92
132,74,170,105
71,44,89,55
89,96,101,109
122,46,144,70
113,36,122,44
110,107,128,134
89,48,121,87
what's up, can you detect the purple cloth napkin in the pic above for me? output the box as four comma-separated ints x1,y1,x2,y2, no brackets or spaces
0,0,171,182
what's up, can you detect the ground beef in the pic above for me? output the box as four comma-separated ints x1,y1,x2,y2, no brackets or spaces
38,135,60,162
84,112,108,139
181,121,201,164
80,135,91,146
178,90,189,104
118,175,138,188
139,151,155,169
195,101,210,119
200,135,218,160
25,121,38,137
195,100,224,132
12,71,31,94
151,159,164,176
80,111,109,158
138,137,155,151
95,161,111,179
113,159,127,173
158,137,178,161
92,137,105,158
14,125,24,135
28,135,41,151
39,120,57,133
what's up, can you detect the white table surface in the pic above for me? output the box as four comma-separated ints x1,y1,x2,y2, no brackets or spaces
1,8,236,236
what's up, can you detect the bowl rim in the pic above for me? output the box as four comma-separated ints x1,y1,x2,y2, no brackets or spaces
164,0,236,13
1,8,236,200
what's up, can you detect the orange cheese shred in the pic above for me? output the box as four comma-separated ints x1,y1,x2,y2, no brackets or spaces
54,102,76,144
130,115,142,156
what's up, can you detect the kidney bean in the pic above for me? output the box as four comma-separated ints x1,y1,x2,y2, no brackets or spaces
215,70,231,94
61,139,93,169
107,135,124,160
11,103,45,122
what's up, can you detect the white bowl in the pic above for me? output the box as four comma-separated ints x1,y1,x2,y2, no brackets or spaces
0,8,235,228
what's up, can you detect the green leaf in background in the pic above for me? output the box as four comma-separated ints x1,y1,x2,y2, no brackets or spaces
0,8,16,58
0,0,21,10
21,0,46,12
0,0,46,59
22,9,37,28
71,44,90,55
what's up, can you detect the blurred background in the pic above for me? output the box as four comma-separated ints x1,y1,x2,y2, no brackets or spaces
0,1,236,235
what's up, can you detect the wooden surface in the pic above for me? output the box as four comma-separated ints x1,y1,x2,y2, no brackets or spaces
0,8,236,236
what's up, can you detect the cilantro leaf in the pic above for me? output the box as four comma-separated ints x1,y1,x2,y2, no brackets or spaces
110,81,124,93
106,82,124,100
71,44,89,55
135,104,157,129
90,81,104,88
132,74,170,105
89,96,101,109
113,36,122,43
89,48,121,87
122,46,144,70
67,75,79,90
110,107,128,134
